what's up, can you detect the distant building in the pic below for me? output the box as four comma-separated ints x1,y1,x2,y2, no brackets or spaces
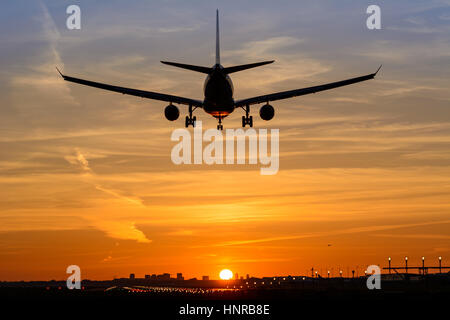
246,274,250,280
177,273,184,280
151,274,156,280
202,276,209,281
157,273,170,280
145,274,150,279
235,273,239,280
129,273,135,279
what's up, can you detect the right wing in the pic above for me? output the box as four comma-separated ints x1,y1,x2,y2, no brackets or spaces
57,68,203,107
235,66,381,107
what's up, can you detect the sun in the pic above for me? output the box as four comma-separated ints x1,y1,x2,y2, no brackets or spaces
219,269,233,280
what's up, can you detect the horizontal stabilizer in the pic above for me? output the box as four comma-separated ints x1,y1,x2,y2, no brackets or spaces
223,60,275,74
161,61,211,74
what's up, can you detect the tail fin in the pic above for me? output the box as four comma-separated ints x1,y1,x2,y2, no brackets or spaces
216,9,220,65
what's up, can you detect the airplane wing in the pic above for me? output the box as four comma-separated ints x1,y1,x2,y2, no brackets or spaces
234,66,381,107
57,68,203,107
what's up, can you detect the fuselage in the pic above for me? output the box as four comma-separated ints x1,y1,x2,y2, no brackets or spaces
203,64,235,118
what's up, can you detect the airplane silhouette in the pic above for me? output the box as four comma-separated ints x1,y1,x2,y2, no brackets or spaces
58,10,381,130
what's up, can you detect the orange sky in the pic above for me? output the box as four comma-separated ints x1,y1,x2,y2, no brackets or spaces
1,1,450,280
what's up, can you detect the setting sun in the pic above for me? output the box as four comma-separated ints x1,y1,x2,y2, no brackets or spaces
219,269,233,280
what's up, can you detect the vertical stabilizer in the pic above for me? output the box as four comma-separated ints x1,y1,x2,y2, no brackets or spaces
216,9,220,65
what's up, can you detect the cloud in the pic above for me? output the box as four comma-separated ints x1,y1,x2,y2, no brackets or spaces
205,219,450,247
166,229,195,236
94,220,151,244
65,148,145,204
64,148,151,243
222,36,330,92
373,233,450,240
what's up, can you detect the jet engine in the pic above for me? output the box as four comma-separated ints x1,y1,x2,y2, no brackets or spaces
164,104,179,121
259,104,275,121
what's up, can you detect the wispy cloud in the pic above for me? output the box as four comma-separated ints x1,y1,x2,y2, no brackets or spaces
204,220,450,247
65,148,150,243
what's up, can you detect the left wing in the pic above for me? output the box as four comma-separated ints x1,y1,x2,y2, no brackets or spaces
57,68,203,107
235,66,381,107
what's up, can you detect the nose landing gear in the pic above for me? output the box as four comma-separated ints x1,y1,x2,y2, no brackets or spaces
217,117,223,130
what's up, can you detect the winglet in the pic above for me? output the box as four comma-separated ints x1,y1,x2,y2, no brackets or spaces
374,64,382,76
56,66,64,77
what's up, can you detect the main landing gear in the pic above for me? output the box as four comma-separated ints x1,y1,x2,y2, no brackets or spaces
217,117,223,130
242,104,253,128
185,104,197,128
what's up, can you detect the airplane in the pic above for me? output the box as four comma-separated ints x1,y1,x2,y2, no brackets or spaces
58,10,381,130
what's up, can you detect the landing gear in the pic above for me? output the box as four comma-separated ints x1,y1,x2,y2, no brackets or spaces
242,116,253,127
185,104,196,128
217,117,223,130
242,104,253,127
185,115,196,127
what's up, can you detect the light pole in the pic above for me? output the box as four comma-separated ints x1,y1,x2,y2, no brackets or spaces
422,257,425,275
405,256,408,274
388,257,391,274
439,256,442,273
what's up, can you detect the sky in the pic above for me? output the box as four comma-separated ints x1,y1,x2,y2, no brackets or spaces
0,0,450,281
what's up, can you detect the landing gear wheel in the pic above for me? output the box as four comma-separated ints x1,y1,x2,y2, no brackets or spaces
185,115,196,128
217,124,223,130
185,104,197,128
242,115,253,127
